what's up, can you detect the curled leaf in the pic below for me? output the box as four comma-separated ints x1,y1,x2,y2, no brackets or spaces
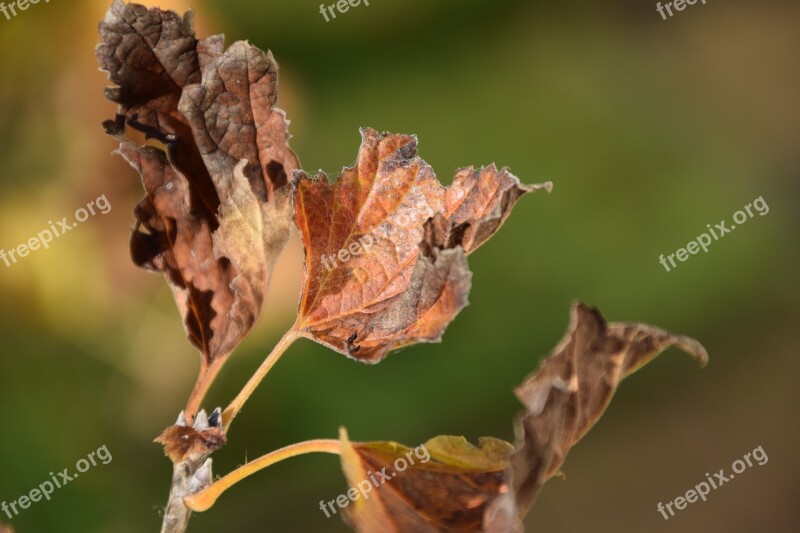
334,303,706,533
97,2,298,412
184,298,706,531
484,301,708,531
97,0,201,144
338,428,513,533
294,128,551,362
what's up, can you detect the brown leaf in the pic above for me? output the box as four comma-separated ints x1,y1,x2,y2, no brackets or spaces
338,429,513,533
97,3,298,397
156,425,226,465
155,410,226,465
484,301,708,531
97,1,216,196
294,128,551,362
97,1,200,136
179,40,299,202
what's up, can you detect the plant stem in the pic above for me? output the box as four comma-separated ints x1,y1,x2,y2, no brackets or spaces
221,327,301,432
161,328,301,532
160,459,203,533
184,357,226,422
185,439,341,512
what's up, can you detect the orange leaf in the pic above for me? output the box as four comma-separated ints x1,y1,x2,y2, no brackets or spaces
294,128,551,362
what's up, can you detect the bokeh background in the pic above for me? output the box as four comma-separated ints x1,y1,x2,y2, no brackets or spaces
0,0,798,531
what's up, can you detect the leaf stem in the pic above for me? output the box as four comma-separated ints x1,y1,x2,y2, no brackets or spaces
221,327,301,432
184,439,341,512
184,357,226,422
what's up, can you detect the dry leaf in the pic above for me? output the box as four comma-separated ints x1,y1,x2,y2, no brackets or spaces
97,2,297,403
294,128,551,362
484,301,708,531
338,429,513,533
155,409,226,465
95,7,710,533
336,303,706,533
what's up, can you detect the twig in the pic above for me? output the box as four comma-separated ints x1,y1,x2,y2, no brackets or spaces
185,439,341,512
221,328,301,432
158,327,301,532
158,410,221,533
160,455,213,533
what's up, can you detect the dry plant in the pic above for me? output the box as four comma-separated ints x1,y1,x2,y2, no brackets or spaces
96,2,708,532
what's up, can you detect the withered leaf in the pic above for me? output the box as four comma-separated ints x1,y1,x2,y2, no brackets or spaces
179,40,299,202
97,1,199,139
484,301,708,532
294,128,551,362
336,303,706,533
97,2,298,398
155,410,226,465
338,428,514,533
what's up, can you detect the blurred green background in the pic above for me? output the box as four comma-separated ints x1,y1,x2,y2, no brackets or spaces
0,0,798,531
